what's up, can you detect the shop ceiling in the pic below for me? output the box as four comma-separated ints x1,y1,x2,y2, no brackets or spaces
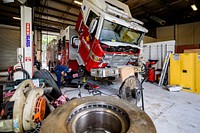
0,0,199,36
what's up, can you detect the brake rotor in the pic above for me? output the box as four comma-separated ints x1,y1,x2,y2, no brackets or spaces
40,96,156,133
119,76,141,104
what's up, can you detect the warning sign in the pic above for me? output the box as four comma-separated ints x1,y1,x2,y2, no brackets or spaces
173,54,180,60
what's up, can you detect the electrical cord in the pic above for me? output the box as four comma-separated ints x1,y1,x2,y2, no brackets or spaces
7,68,30,81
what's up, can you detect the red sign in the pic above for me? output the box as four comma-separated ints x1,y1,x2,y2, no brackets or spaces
26,23,30,35
26,23,30,47
25,57,32,62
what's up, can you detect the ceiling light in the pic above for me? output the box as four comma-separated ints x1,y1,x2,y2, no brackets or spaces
191,4,198,11
13,17,21,20
74,0,82,6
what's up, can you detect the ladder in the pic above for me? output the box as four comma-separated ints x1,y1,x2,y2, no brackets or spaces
158,51,172,86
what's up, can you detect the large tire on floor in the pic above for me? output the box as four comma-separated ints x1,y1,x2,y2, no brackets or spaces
119,76,142,105
40,96,156,133
33,69,61,99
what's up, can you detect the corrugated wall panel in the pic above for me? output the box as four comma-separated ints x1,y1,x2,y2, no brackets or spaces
0,26,20,70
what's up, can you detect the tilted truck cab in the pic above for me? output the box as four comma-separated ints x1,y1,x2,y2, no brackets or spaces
59,0,148,77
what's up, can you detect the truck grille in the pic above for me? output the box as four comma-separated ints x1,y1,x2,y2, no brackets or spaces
105,54,131,67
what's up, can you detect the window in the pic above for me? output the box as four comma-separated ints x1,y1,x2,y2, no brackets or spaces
86,10,98,27
100,19,142,45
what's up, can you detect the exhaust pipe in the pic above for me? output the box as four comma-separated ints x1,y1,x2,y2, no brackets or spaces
150,16,166,25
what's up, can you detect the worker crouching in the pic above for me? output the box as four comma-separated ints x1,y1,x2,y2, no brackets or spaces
54,65,71,87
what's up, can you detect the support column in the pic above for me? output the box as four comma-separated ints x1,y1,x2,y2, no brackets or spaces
37,30,42,62
21,6,33,77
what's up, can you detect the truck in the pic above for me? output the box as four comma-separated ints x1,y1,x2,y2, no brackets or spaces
48,0,148,103
56,0,148,77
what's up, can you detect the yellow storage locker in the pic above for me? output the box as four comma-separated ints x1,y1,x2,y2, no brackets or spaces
196,53,200,94
170,54,181,85
180,53,196,92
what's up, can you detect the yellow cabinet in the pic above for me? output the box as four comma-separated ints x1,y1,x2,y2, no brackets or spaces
170,54,181,85
180,53,196,92
196,53,200,94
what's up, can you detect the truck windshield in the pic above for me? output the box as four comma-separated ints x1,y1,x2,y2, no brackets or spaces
99,20,142,45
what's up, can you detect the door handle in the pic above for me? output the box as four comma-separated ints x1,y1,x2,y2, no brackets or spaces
182,70,187,73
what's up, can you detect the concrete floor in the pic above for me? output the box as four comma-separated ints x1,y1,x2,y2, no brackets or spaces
61,82,200,133
143,83,200,133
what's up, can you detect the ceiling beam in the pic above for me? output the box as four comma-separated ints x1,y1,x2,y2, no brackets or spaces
0,7,76,26
0,14,70,32
0,3,77,23
35,11,77,23
0,8,19,16
34,17,75,28
51,0,80,10
153,0,175,14
130,0,152,10
34,25,60,33
40,5,78,17
0,16,20,27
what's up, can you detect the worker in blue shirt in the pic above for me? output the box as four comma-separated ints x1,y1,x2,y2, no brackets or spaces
54,65,72,87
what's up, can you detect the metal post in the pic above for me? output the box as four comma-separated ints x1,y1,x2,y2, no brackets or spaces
21,6,33,78
141,78,146,111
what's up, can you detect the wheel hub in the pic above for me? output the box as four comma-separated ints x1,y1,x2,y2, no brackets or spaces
66,102,130,133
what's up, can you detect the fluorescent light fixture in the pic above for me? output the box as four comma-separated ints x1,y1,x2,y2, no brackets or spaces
74,0,82,5
191,4,198,11
13,17,21,20
3,0,14,3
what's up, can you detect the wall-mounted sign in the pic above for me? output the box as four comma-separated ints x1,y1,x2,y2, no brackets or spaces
173,54,180,60
26,23,30,47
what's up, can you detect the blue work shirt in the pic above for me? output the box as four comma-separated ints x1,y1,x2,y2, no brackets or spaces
54,65,69,87
54,65,69,73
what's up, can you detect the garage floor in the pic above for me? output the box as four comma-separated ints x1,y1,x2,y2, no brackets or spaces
61,82,200,133
143,83,200,133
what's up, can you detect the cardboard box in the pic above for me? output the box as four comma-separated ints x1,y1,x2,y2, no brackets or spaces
184,49,200,53
119,66,135,82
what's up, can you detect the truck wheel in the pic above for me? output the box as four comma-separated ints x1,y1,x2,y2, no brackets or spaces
40,96,156,133
119,76,142,105
33,69,61,99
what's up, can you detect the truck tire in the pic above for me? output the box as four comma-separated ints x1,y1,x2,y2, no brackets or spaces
33,69,61,99
40,96,156,133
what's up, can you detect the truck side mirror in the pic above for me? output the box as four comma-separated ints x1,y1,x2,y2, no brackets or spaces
88,17,98,36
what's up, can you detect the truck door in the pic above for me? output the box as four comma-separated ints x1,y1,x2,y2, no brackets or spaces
78,8,99,71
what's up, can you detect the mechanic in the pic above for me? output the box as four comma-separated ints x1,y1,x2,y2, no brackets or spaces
54,65,72,87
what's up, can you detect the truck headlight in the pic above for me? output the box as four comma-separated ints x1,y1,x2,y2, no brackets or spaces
89,51,102,62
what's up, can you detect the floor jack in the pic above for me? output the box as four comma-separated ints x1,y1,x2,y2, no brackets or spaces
84,82,101,96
